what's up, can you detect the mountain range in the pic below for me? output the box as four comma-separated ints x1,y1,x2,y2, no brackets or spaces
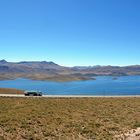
0,60,140,81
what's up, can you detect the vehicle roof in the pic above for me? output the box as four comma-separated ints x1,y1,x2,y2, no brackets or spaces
24,90,42,93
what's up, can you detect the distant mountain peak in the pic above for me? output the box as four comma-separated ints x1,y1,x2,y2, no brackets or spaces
47,61,58,65
0,59,7,63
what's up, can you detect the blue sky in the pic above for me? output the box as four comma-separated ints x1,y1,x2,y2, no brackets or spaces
0,0,140,66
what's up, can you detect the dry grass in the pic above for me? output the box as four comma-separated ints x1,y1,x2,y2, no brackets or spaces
0,97,139,140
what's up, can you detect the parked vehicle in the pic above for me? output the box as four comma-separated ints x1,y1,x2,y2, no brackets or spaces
24,91,42,96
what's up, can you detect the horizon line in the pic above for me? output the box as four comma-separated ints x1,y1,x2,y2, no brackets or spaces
0,59,140,67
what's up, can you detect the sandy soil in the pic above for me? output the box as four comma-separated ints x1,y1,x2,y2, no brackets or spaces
115,127,140,140
0,88,24,94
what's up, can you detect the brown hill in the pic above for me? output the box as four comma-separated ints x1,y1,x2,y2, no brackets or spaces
0,60,140,81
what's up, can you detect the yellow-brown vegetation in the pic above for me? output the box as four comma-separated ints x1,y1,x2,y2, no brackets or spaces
0,97,139,139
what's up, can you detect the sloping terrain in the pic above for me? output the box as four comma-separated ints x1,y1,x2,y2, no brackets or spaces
0,60,140,81
0,97,139,140
0,88,24,94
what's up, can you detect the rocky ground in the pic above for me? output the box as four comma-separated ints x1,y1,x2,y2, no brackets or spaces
115,127,140,140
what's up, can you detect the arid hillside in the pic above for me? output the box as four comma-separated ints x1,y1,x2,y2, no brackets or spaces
0,97,139,139
0,88,24,94
0,60,140,81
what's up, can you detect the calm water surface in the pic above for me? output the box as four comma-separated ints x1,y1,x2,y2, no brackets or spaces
0,76,140,95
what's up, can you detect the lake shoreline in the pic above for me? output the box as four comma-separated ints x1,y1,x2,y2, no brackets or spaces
0,87,140,97
1,76,140,96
